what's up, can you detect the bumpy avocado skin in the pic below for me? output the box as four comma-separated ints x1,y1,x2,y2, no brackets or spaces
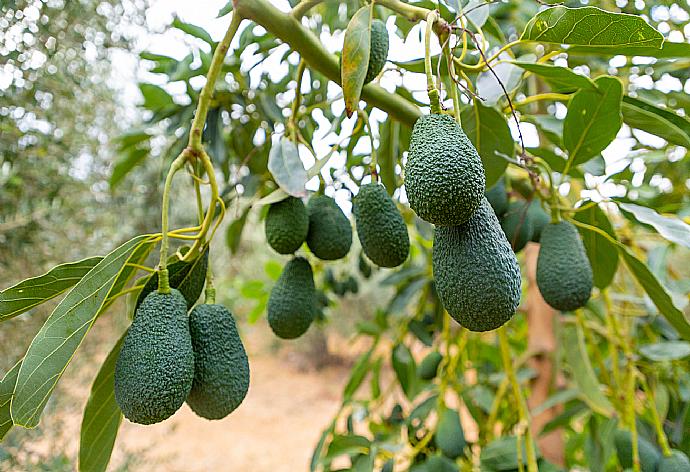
527,200,550,243
268,257,316,339
186,304,250,420
265,197,309,255
658,450,690,471
306,195,352,260
433,198,521,332
114,289,194,425
364,19,389,84
485,179,508,217
536,221,593,311
500,201,533,252
435,408,466,459
353,183,409,268
404,114,486,226
614,430,660,471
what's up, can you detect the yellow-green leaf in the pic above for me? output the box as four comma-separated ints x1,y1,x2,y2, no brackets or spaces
342,5,373,117
0,360,21,440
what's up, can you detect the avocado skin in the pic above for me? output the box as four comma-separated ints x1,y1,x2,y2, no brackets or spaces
306,195,352,260
433,198,521,332
364,19,389,84
614,430,660,471
536,221,593,311
268,257,316,339
500,201,533,252
405,114,486,226
435,408,466,459
417,351,442,380
265,197,309,254
353,183,409,267
485,179,508,217
658,450,690,471
186,304,250,420
114,289,194,425
527,200,550,243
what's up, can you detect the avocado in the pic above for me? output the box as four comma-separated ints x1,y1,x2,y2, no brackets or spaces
306,195,352,260
114,289,194,425
353,183,409,267
265,196,309,254
267,257,316,339
435,408,466,459
433,198,521,332
658,450,690,471
186,304,250,420
500,201,533,252
364,19,389,84
417,351,443,380
614,430,660,471
527,200,550,242
404,114,486,226
486,179,508,217
536,221,593,311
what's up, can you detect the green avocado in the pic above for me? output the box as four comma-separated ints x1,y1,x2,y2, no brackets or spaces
265,196,309,254
536,221,593,311
364,19,389,84
417,351,443,380
614,430,661,471
306,195,352,260
500,201,533,252
186,304,250,420
658,450,690,471
527,200,550,242
486,179,508,217
433,198,521,332
268,257,316,339
435,408,466,459
404,114,486,226
114,289,194,425
353,183,409,267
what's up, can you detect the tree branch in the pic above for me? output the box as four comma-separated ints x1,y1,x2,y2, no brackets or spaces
233,0,421,126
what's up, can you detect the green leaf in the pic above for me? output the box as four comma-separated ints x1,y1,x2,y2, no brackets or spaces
139,83,175,111
639,341,690,362
342,5,373,117
563,76,623,169
217,1,233,17
171,17,215,45
622,96,690,148
0,360,21,441
226,205,251,254
567,41,690,58
521,6,663,48
562,323,615,416
512,62,594,92
268,137,308,198
461,103,513,188
573,203,619,289
325,434,370,459
343,348,373,401
619,203,690,249
78,335,124,472
11,235,153,428
110,147,149,188
392,343,417,400
480,436,541,470
1,256,102,323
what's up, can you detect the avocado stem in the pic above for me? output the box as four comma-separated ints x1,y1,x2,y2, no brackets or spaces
424,11,442,114
357,108,378,181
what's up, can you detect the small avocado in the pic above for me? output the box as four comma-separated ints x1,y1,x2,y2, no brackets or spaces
353,183,409,267
500,201,533,252
267,257,316,339
306,195,352,260
614,430,660,471
527,200,550,243
485,179,508,217
265,196,309,254
658,450,690,471
435,408,466,459
365,19,389,84
405,114,486,226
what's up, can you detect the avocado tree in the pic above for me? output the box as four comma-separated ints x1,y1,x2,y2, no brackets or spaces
2,0,690,471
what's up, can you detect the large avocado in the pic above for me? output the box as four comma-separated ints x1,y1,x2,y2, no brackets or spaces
364,19,389,84
500,201,533,252
485,179,508,217
658,450,690,471
267,257,316,339
306,195,352,260
435,408,466,459
186,304,250,420
536,221,593,311
353,183,409,267
114,289,194,425
404,114,486,226
614,430,661,471
265,196,309,255
433,198,521,332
